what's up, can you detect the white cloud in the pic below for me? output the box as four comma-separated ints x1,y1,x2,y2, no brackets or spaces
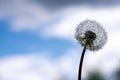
42,6,120,40
0,0,59,31
0,51,78,80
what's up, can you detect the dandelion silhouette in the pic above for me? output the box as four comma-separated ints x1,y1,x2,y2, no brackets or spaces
75,20,107,80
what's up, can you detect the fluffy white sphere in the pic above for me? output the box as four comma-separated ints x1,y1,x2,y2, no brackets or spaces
75,19,107,51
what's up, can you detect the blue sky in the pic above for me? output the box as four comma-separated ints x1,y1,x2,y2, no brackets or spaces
0,0,120,80
0,18,77,58
0,25,71,57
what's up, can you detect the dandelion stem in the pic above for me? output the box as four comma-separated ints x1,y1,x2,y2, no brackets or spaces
78,46,86,80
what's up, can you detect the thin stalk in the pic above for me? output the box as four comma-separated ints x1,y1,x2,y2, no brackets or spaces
78,46,87,80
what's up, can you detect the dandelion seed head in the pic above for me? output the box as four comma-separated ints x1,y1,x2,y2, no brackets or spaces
75,19,107,51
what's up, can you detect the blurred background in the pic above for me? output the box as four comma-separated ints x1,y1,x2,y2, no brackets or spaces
0,0,120,80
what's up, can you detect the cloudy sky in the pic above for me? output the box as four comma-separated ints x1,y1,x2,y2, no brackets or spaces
0,0,120,80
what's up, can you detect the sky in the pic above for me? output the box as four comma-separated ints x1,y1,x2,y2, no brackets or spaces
0,0,120,80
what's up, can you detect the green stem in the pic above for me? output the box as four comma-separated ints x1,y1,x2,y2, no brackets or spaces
78,46,87,80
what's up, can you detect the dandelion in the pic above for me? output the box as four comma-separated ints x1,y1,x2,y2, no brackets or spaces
75,19,107,80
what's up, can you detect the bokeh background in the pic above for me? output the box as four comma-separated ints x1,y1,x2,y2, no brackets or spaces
0,0,120,80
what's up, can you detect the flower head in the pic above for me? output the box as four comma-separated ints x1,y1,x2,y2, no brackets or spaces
75,19,107,51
